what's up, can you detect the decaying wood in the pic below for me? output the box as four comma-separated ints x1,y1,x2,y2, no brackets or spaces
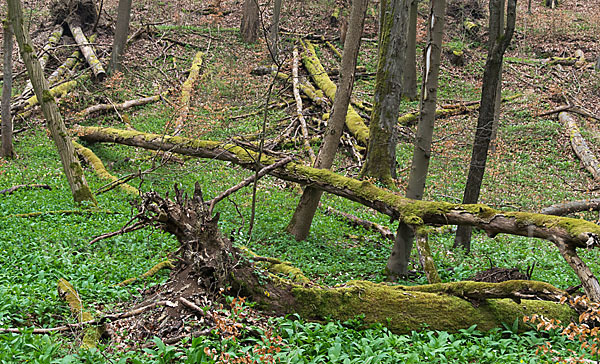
301,40,370,145
0,184,51,195
173,51,203,135
0,301,172,334
57,278,104,348
292,48,316,164
47,34,97,87
541,198,600,216
117,260,175,286
77,94,164,118
132,185,577,333
560,112,600,181
77,126,600,300
325,206,395,241
398,93,522,126
68,23,106,81
88,220,146,244
72,141,139,196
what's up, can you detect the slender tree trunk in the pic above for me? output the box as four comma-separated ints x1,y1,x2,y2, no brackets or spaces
110,0,133,74
286,0,368,241
402,0,418,100
241,0,259,43
1,19,15,158
360,0,410,185
7,0,96,205
269,0,283,59
490,0,505,153
388,0,446,277
453,0,516,252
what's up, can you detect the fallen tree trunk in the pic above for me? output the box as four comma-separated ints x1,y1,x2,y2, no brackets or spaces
76,126,600,300
301,40,370,145
68,23,106,81
20,26,63,98
173,51,203,134
541,199,600,216
57,278,104,348
560,112,600,181
134,184,576,334
76,94,164,118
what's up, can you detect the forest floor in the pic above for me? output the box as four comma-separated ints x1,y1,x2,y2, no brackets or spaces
1,0,600,362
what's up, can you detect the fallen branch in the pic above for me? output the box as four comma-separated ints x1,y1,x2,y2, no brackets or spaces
0,184,51,195
3,209,114,219
117,260,175,286
173,51,203,135
560,112,600,181
325,206,394,241
0,300,171,334
207,156,294,215
541,199,600,216
77,126,600,300
68,23,106,81
77,94,164,118
398,94,522,126
88,220,146,244
292,48,316,164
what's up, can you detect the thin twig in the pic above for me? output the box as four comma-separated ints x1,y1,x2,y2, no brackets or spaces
208,156,293,215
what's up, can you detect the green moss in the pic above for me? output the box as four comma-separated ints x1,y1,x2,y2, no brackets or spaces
23,43,34,53
290,280,575,334
41,90,54,103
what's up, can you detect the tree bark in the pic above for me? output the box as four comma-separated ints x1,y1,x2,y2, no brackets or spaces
21,26,62,98
402,0,418,100
361,0,409,185
110,0,133,74
241,0,259,43
560,112,600,181
8,0,96,205
1,19,15,158
454,0,516,252
490,0,505,153
269,0,283,59
285,0,368,241
390,0,446,277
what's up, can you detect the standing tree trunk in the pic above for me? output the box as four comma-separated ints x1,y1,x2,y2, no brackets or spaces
388,0,446,277
286,0,369,241
109,0,133,74
269,0,283,59
241,0,259,43
1,19,15,158
489,0,505,153
453,0,516,252
402,0,418,100
360,0,410,185
7,0,96,205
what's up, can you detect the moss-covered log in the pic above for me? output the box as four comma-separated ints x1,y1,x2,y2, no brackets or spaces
301,40,369,145
117,260,174,286
174,51,203,134
77,94,164,118
20,26,63,97
72,141,139,196
76,126,600,300
137,186,577,334
57,278,104,348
